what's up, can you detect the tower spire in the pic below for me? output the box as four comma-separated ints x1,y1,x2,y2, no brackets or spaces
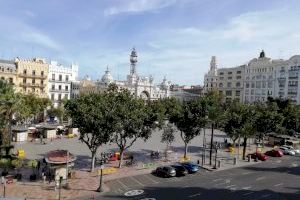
130,47,137,75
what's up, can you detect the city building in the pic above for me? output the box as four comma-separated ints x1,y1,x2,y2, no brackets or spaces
170,84,202,101
203,50,300,104
48,61,78,107
15,58,49,98
0,59,17,86
79,48,171,100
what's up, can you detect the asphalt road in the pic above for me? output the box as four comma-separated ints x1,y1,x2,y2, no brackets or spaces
98,155,300,200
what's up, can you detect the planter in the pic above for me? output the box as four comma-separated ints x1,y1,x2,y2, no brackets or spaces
14,173,22,181
30,174,37,181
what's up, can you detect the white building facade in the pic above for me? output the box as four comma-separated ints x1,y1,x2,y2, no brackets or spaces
204,51,300,104
80,48,170,100
48,61,78,107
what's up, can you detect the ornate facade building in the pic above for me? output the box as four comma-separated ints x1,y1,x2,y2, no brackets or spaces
0,59,17,85
204,50,300,104
80,48,171,100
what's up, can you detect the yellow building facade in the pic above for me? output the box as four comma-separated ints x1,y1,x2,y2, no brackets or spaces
15,58,49,98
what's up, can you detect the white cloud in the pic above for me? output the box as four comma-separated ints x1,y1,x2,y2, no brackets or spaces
140,8,300,85
104,0,178,16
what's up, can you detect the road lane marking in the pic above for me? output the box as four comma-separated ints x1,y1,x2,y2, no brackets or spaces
256,176,266,181
243,191,255,196
130,176,145,187
242,172,252,175
117,179,130,190
188,193,201,198
225,185,236,188
212,178,222,182
274,183,283,187
143,175,159,184
242,186,252,190
215,182,227,186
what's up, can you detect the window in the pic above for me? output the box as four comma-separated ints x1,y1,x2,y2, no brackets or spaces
237,71,241,74
226,91,232,96
268,81,273,88
236,82,241,87
219,72,224,75
236,91,240,96
9,78,13,84
23,69,27,74
52,74,55,81
246,83,249,88
32,79,35,84
41,80,44,85
41,71,44,77
228,77,232,80
58,94,62,101
51,94,55,100
59,74,62,81
66,75,69,81
32,88,35,92
219,83,223,87
58,85,62,90
236,76,241,79
32,70,36,76
251,82,255,88
227,82,232,88
65,85,69,91
52,84,55,90
228,71,232,75
23,87,26,92
64,94,68,99
23,78,26,84
1,77,4,80
251,89,254,95
220,77,224,80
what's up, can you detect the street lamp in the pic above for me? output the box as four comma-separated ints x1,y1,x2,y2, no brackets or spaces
97,160,104,192
58,176,63,200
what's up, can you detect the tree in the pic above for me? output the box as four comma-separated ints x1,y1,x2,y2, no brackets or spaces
255,102,284,145
206,91,226,165
112,88,160,168
161,123,176,159
65,88,118,172
0,80,23,145
167,98,207,159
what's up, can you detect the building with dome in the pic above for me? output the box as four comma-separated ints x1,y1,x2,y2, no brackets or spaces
204,50,300,104
79,48,171,100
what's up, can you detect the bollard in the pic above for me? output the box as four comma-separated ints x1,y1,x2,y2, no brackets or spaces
248,155,251,162
217,160,221,168
233,157,237,165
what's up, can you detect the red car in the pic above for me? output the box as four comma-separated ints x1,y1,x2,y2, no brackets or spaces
265,149,283,157
249,152,269,161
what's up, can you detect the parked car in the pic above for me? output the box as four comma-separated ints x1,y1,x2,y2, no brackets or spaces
248,152,269,161
279,147,296,156
180,162,199,173
282,145,300,154
265,149,284,157
170,164,188,176
155,166,176,178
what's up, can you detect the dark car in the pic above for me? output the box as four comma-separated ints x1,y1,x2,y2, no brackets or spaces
180,162,199,173
155,166,176,178
170,164,188,176
265,149,283,157
248,152,268,161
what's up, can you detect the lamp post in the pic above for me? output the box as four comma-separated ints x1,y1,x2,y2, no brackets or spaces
58,176,62,200
97,160,104,192
65,150,69,189
1,176,6,198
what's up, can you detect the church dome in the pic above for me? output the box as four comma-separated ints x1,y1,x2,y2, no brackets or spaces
101,67,114,84
160,76,170,90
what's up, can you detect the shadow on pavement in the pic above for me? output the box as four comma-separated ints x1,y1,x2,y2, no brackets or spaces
243,165,300,176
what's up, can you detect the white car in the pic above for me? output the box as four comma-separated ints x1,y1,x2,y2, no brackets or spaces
282,145,300,154
279,147,296,156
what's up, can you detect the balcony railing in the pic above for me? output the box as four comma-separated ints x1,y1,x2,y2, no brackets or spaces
49,79,71,83
49,89,69,93
19,74,47,79
19,83,46,88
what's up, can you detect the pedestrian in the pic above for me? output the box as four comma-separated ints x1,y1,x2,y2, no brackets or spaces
130,155,134,164
37,160,41,172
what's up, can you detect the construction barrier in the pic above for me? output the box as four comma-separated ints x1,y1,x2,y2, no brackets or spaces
142,163,156,169
98,167,118,175
180,156,190,162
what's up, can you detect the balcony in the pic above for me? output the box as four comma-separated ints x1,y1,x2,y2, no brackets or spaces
19,83,46,88
288,91,297,95
49,89,69,93
49,79,71,83
19,73,47,79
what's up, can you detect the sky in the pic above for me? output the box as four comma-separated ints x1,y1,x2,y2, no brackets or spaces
0,0,300,85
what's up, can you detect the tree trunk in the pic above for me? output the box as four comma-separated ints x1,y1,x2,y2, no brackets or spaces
184,142,188,159
209,123,214,165
91,151,96,172
118,149,124,168
242,137,247,160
